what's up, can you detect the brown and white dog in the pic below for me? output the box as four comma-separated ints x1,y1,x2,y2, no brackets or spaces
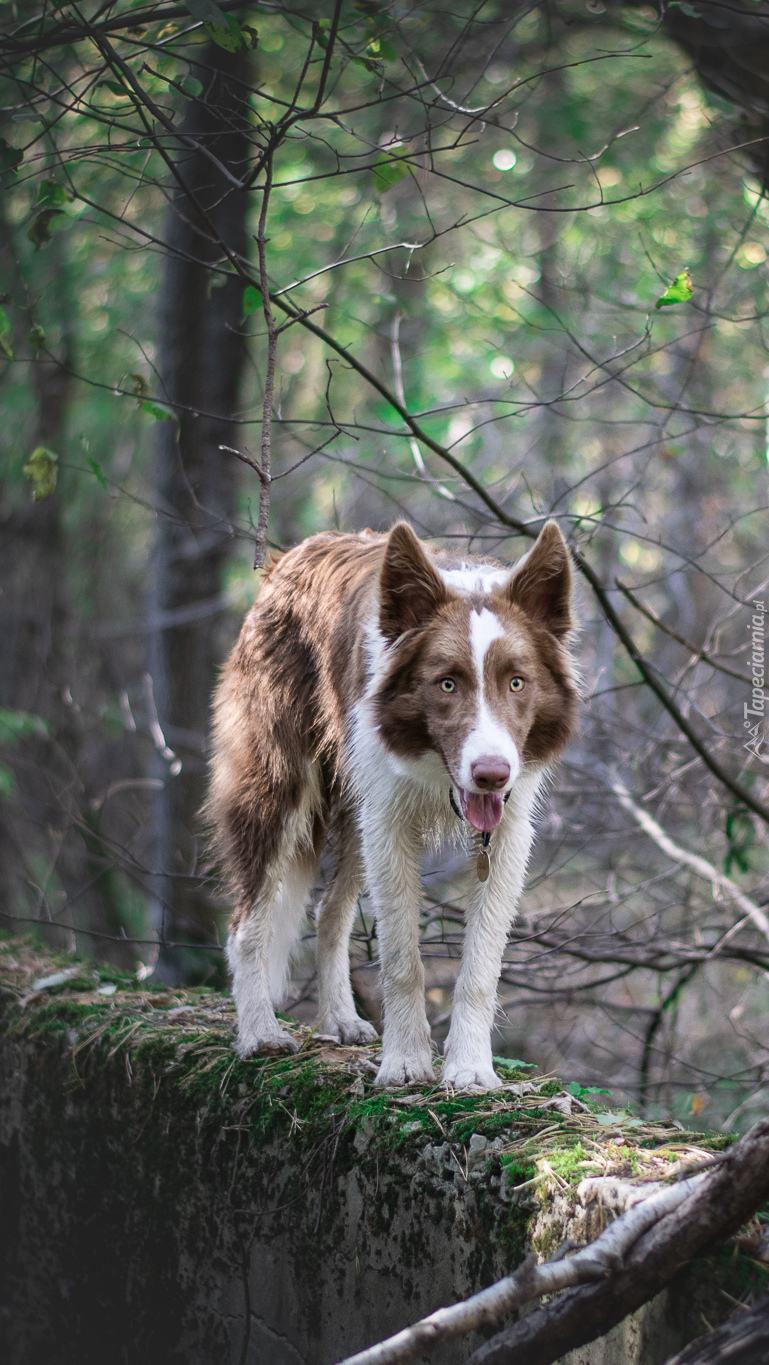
207,520,578,1090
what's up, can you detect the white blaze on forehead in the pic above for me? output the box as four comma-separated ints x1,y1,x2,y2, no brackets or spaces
439,565,510,595
469,607,505,670
457,608,520,791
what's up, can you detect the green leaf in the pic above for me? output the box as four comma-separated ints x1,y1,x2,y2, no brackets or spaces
88,456,108,489
594,1110,643,1127
0,137,23,182
23,447,58,500
204,16,248,51
27,209,67,250
182,76,203,97
28,323,46,352
184,0,249,52
0,709,50,741
365,35,396,61
242,284,262,317
38,179,70,209
493,1056,536,1069
141,399,178,426
352,54,379,73
0,763,16,798
98,78,136,102
371,158,408,193
0,306,13,360
566,1081,612,1098
654,268,693,309
184,0,228,23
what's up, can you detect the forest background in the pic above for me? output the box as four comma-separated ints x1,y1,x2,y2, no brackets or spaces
2,0,769,1136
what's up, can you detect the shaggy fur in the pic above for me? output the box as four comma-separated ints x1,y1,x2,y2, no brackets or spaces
207,521,578,1089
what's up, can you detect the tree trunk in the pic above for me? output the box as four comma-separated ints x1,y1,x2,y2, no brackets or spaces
148,44,251,983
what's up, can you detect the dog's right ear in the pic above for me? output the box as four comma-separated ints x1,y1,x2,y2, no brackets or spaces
378,522,450,643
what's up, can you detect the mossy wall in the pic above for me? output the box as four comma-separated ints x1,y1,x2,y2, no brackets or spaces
0,937,764,1365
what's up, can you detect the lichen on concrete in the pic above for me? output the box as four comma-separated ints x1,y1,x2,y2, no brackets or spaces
0,935,764,1365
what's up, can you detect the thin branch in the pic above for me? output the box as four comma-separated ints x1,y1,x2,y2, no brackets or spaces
254,154,275,570
615,580,747,684
71,6,247,190
610,774,769,946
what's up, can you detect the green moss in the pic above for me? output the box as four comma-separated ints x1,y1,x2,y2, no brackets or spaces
0,936,733,1217
499,1153,536,1186
537,1139,592,1185
5,933,766,1357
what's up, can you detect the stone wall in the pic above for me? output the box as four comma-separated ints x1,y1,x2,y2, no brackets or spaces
0,937,761,1365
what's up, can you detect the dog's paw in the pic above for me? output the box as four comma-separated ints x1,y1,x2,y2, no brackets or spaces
321,1016,379,1046
236,1027,300,1059
441,1060,500,1092
374,1054,435,1087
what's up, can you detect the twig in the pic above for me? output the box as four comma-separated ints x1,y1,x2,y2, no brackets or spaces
254,154,276,570
615,580,746,684
610,774,769,946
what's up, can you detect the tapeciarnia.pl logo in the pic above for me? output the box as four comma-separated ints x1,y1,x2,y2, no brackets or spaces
744,599,766,761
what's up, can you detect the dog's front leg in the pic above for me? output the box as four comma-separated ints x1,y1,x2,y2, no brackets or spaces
442,817,533,1091
360,808,434,1087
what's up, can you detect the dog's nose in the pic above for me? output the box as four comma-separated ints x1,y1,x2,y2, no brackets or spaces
470,757,511,790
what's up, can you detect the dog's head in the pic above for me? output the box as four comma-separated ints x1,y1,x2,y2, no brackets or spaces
373,521,579,831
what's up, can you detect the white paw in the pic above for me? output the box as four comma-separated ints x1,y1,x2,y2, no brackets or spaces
321,1016,379,1046
374,1053,435,1087
236,1027,299,1059
441,1060,500,1092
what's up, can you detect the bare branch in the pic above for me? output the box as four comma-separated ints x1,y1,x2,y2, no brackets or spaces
464,1118,769,1365
609,775,769,946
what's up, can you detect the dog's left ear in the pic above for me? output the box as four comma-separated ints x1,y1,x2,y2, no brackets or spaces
503,521,574,639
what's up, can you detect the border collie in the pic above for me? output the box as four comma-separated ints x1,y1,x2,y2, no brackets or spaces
207,521,578,1090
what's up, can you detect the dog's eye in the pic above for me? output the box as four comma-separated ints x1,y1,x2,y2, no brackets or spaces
509,677,525,692
440,679,456,693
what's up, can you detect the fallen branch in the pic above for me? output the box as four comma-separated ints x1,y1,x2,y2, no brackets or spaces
336,1173,706,1365
467,1117,769,1365
337,1118,769,1365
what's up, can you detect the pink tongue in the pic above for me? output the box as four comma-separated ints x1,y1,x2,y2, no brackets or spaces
458,789,504,833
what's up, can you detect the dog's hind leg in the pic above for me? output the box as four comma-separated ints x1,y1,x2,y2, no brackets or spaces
315,811,378,1046
228,845,318,1057
221,760,323,1058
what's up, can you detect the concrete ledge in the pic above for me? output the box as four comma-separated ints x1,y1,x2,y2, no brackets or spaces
0,936,763,1365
